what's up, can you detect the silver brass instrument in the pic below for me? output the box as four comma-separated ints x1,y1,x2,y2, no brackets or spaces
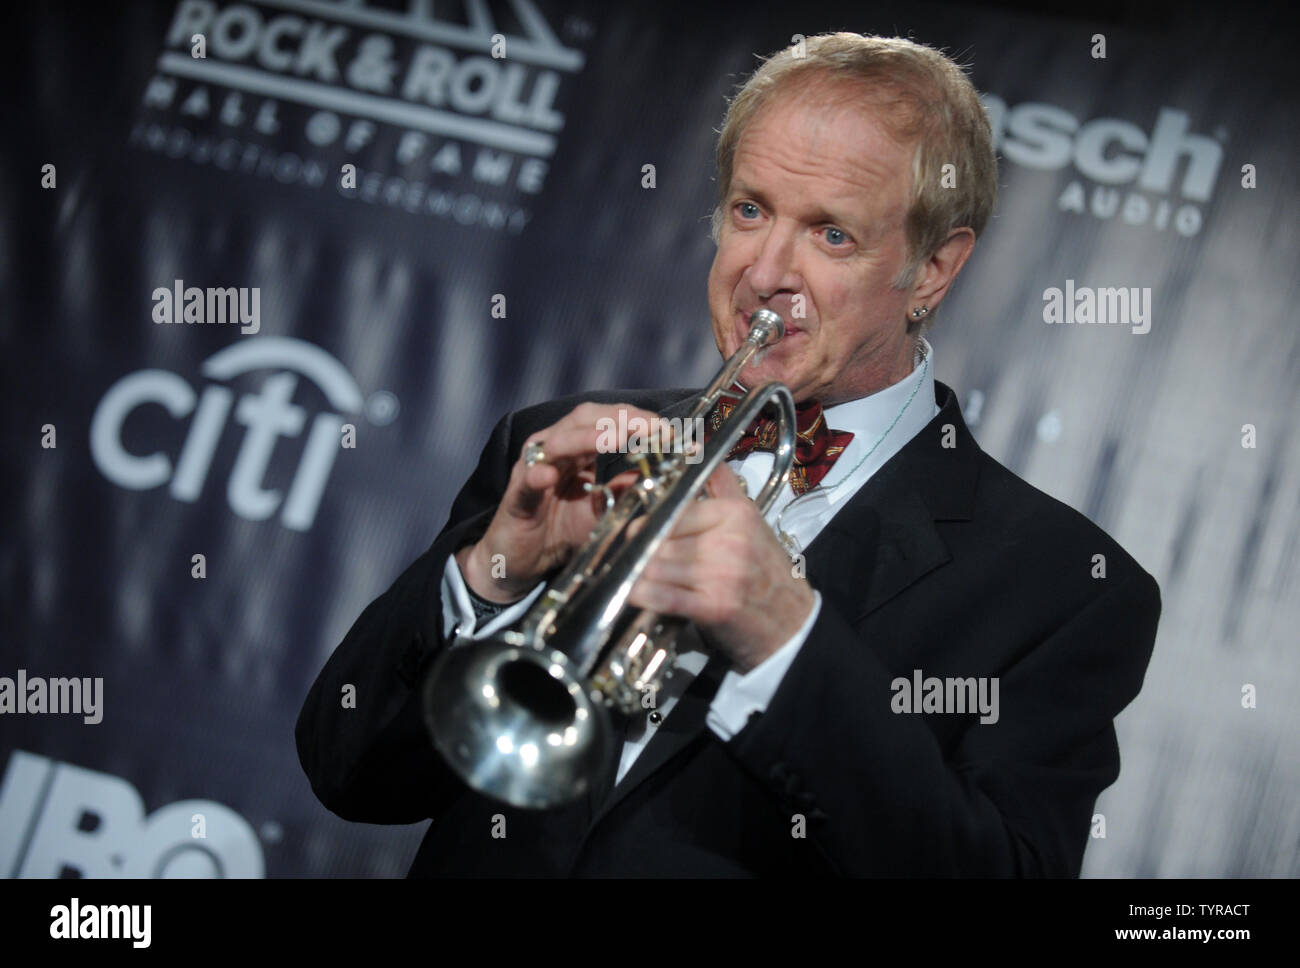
422,309,796,809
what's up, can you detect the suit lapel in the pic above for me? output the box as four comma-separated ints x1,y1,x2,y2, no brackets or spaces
801,379,979,621
802,488,949,624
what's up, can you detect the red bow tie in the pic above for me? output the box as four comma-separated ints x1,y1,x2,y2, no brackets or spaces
709,383,854,496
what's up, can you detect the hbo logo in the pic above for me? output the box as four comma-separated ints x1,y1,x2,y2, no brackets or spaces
0,751,264,877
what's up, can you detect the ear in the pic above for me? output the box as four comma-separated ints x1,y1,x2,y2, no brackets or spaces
908,227,976,311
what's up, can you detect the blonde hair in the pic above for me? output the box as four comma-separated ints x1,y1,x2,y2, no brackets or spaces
712,33,997,329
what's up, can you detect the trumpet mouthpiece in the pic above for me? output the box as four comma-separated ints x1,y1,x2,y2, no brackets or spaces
748,308,785,346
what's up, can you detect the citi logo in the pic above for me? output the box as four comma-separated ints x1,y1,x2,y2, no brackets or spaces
90,337,396,531
982,95,1224,235
0,750,264,877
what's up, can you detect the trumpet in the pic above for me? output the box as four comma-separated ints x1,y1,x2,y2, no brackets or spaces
422,309,796,808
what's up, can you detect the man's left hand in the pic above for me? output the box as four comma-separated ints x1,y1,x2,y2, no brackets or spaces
627,466,816,673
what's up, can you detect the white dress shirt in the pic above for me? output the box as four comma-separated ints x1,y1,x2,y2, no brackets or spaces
441,336,940,785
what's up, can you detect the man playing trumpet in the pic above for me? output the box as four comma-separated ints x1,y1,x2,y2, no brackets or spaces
297,32,1161,876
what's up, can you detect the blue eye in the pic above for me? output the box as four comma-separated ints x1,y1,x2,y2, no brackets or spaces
824,227,847,246
737,202,760,219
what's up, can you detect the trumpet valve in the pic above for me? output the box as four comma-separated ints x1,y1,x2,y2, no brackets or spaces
592,620,676,715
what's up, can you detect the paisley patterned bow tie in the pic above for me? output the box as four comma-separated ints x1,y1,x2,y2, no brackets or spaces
709,383,854,496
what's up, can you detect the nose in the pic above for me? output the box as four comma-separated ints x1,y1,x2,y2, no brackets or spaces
746,220,801,301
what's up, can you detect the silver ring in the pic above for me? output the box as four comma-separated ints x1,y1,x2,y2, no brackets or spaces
523,440,547,466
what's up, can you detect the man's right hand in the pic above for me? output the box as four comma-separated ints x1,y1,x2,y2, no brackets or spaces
455,402,665,603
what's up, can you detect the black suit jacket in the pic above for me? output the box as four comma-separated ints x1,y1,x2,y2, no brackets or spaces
295,380,1160,876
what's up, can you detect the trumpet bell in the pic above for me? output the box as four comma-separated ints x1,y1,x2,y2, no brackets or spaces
422,638,615,809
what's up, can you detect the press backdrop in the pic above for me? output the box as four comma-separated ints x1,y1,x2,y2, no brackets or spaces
2,0,1296,876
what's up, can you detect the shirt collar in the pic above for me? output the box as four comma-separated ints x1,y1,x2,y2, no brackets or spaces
817,335,937,495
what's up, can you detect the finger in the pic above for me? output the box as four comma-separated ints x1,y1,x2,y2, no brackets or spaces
626,575,708,622
638,548,710,590
520,428,597,472
514,418,614,493
641,531,711,568
519,459,558,495
616,493,740,544
507,458,594,517
505,459,562,517
596,468,641,492
515,427,619,476
704,464,747,500
661,496,741,538
531,404,677,468
557,402,665,433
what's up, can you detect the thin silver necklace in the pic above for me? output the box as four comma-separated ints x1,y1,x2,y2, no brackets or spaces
774,340,931,558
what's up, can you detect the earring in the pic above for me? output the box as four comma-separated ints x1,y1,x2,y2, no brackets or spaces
911,305,929,319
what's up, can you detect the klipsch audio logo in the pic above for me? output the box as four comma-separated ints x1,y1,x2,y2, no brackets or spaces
0,751,264,878
983,95,1225,236
90,337,395,531
128,0,589,234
